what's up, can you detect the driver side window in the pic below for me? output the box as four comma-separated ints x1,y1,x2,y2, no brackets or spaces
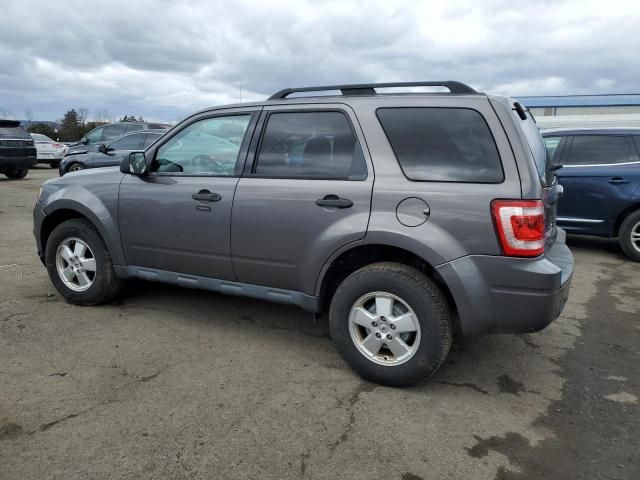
152,115,252,175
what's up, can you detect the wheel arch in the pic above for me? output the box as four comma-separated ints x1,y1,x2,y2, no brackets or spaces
41,199,125,265
613,202,640,237
316,242,460,334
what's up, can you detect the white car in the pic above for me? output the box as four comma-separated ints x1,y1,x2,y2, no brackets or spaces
30,133,68,167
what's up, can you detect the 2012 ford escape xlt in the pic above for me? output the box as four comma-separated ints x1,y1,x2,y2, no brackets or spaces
33,81,574,387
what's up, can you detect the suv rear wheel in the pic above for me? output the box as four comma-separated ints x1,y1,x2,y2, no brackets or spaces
4,168,28,179
619,210,640,262
329,262,452,387
45,219,122,305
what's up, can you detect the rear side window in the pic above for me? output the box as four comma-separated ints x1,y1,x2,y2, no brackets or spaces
511,106,551,185
108,132,145,150
254,111,366,180
376,108,503,183
566,135,638,165
543,136,562,162
102,124,129,141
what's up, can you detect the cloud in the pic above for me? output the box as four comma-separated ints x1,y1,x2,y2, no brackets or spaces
0,0,638,122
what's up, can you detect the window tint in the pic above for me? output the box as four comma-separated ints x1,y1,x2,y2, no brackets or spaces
566,135,638,165
125,124,144,132
254,111,366,179
102,124,129,141
85,127,104,143
142,133,162,148
512,107,550,185
108,132,145,150
153,115,251,175
377,108,503,182
543,136,562,162
0,121,30,139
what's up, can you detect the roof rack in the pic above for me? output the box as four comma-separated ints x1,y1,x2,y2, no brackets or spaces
268,81,478,100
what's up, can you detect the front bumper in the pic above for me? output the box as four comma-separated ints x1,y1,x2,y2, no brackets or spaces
436,232,574,336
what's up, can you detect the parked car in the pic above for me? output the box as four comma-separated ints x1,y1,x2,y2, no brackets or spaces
65,121,171,155
0,120,36,179
34,81,573,387
542,128,640,261
59,129,166,176
31,133,67,167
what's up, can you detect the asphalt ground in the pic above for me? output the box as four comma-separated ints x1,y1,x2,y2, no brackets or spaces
1,166,638,479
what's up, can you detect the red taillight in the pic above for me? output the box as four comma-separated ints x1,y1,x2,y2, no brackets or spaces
491,200,545,257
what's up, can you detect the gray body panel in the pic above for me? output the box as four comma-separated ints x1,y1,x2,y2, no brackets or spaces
33,91,574,336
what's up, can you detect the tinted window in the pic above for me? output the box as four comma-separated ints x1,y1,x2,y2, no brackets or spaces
153,115,251,175
125,124,144,132
254,111,366,179
108,132,145,150
142,133,162,148
377,108,503,182
566,135,638,165
102,124,129,141
86,126,104,143
543,136,562,162
0,121,30,139
512,107,549,184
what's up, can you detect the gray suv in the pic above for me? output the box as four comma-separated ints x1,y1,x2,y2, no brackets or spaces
33,81,574,387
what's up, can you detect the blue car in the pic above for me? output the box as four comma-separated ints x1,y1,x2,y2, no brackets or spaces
542,128,640,261
60,129,167,176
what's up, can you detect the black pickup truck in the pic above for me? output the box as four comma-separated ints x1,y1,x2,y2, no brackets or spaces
0,120,37,179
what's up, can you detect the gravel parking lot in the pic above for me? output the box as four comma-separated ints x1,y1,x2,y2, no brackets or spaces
1,167,638,480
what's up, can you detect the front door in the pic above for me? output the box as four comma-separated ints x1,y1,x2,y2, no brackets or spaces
119,111,258,280
556,134,640,235
231,106,373,294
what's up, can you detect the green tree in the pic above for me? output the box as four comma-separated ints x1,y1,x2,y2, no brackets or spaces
59,109,83,141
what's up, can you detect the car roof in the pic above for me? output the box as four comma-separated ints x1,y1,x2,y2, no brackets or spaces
541,127,640,136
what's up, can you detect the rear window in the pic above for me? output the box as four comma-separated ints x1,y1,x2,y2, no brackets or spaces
0,121,30,139
376,107,503,183
511,106,551,185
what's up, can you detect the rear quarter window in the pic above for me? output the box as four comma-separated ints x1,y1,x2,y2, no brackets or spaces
376,107,504,183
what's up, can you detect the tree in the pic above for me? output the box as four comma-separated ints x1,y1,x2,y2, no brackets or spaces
77,108,89,127
95,108,112,123
24,109,34,126
0,107,14,119
58,109,83,141
119,115,140,122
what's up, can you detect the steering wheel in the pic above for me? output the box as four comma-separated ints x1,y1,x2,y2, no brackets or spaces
192,154,228,175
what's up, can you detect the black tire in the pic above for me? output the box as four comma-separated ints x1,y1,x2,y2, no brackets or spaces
45,218,123,305
67,163,85,173
329,262,452,387
619,210,640,262
4,168,28,179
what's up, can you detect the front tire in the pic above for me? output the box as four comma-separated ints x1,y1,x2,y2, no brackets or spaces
67,163,85,173
329,262,452,387
45,219,122,305
619,210,640,262
4,168,28,179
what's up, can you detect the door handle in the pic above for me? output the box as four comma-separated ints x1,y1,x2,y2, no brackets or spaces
608,177,629,185
315,194,353,209
192,190,222,202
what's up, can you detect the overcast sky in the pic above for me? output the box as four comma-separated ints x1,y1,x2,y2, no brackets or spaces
0,0,638,123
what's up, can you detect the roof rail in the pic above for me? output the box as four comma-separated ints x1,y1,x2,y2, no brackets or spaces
268,81,478,100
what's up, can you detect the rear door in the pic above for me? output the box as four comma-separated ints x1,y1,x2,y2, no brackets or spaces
556,134,640,236
231,105,373,294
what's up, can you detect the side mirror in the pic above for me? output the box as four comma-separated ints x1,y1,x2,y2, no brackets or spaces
121,151,148,175
98,143,108,154
80,137,88,145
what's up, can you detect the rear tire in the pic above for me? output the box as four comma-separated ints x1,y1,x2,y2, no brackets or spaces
4,168,28,179
67,163,85,172
329,262,452,387
45,219,123,305
619,210,640,262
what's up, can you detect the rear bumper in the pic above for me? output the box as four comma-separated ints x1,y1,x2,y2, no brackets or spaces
0,156,37,170
436,231,574,336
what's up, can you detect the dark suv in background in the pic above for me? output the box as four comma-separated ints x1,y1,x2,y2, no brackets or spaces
0,120,37,179
543,128,640,261
34,81,573,386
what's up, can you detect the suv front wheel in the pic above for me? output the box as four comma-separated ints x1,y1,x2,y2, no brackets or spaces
329,262,452,387
45,219,123,305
